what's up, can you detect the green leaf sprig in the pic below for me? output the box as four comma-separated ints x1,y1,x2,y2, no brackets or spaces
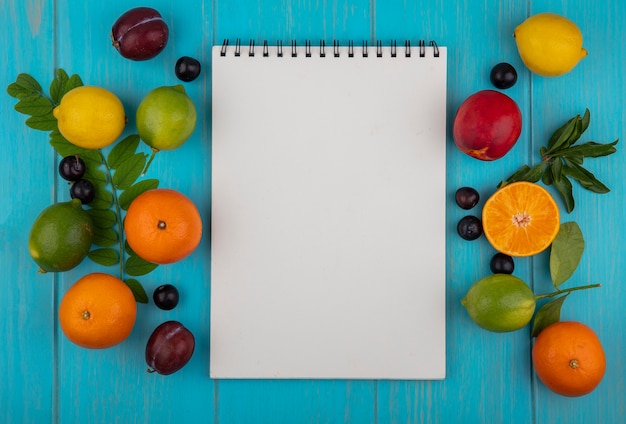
530,222,600,337
7,69,159,303
499,109,618,213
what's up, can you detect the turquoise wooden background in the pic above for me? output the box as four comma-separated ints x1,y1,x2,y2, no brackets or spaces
1,0,624,423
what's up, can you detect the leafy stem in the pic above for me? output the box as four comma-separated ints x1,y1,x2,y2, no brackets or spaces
6,69,158,303
142,148,159,176
498,109,618,213
530,222,602,337
535,283,601,300
98,149,125,280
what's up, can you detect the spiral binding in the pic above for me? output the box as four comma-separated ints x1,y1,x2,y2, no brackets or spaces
219,39,440,58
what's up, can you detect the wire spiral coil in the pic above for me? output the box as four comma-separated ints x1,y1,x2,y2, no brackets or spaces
219,39,440,58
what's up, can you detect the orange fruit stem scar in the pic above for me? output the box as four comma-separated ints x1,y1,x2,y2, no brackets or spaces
124,188,202,264
59,272,136,349
532,321,606,397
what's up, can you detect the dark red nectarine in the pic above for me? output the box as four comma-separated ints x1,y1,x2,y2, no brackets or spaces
453,90,522,161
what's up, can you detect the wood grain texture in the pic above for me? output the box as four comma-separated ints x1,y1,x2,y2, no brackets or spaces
1,0,624,423
1,1,56,423
529,0,626,422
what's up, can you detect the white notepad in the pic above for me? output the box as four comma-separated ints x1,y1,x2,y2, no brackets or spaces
210,40,447,379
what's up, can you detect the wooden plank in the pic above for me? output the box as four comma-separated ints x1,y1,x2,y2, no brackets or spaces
529,0,626,422
1,0,625,422
375,1,536,422
51,1,216,422
0,1,56,422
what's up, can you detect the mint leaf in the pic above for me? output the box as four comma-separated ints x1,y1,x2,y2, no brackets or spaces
551,157,563,182
565,109,589,147
551,174,574,213
125,278,149,303
563,140,619,159
90,187,114,210
49,130,102,166
91,227,118,247
65,74,83,94
546,115,578,153
49,69,82,104
25,113,57,131
124,240,136,255
108,135,141,169
112,153,146,190
88,248,119,266
550,222,584,287
86,208,117,229
14,95,54,116
118,179,159,210
125,254,159,276
49,69,69,104
84,168,108,189
531,294,569,337
7,73,43,99
499,163,548,187
562,161,610,194
542,166,553,185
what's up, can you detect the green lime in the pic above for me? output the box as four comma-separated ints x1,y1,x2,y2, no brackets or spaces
28,199,94,273
136,85,197,151
461,274,536,332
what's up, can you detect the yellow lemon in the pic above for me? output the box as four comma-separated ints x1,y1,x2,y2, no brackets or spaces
514,12,587,77
53,86,126,149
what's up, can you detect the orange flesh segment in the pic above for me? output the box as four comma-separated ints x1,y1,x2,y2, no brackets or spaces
482,182,560,257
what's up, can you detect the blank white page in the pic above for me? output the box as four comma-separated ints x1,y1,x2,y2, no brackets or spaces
210,42,447,379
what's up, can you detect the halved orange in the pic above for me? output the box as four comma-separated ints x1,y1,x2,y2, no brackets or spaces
482,182,560,257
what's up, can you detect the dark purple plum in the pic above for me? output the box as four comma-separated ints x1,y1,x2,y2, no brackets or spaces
111,7,169,61
146,321,195,375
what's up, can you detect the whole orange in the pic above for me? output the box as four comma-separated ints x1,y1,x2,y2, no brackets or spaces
532,321,606,397
124,188,202,264
59,273,137,349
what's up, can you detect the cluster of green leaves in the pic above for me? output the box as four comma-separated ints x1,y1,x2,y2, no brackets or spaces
499,109,618,213
7,69,158,303
531,222,600,337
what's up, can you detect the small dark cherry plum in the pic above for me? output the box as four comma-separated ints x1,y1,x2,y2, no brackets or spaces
175,56,202,82
455,187,480,210
146,321,195,375
111,7,169,61
70,179,95,204
153,284,179,310
453,90,522,161
457,215,483,241
490,63,518,89
490,253,515,274
59,155,86,181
